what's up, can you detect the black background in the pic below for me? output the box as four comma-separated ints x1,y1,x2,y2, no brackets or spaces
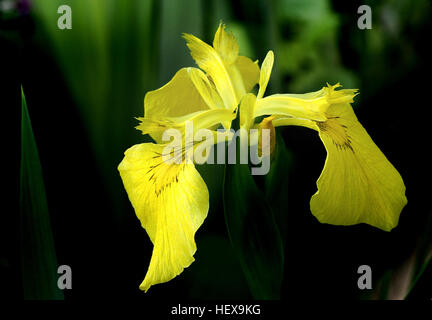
1,0,431,304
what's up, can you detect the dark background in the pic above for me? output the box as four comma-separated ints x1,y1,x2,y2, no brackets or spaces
1,0,431,301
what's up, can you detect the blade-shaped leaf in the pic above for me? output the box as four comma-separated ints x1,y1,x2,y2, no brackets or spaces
223,134,284,299
20,87,63,300
265,134,292,243
406,210,432,299
33,0,161,221
405,253,432,299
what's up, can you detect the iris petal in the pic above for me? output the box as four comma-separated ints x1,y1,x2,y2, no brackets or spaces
213,23,239,65
136,108,236,143
260,84,407,231
235,56,260,94
239,93,256,130
118,143,209,291
254,84,357,121
310,103,407,231
257,51,274,99
144,67,209,120
183,32,238,110
188,68,224,109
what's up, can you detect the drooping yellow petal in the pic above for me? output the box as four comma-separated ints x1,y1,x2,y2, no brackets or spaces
257,51,274,99
265,85,407,231
118,143,209,291
310,103,407,231
183,32,238,110
144,67,209,120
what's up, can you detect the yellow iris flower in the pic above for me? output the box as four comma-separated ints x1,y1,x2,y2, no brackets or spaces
118,24,407,292
118,24,259,292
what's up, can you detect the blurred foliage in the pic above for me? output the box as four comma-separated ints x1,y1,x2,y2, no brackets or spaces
32,0,160,218
20,88,63,300
276,0,359,92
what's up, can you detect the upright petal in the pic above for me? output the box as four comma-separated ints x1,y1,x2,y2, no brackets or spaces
188,68,224,109
213,23,239,65
213,24,261,92
310,103,407,231
118,143,209,291
257,51,274,99
183,32,238,110
212,23,256,100
144,67,209,120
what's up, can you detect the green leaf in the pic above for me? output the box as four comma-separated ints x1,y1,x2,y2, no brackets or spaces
405,254,432,299
33,0,162,221
265,134,292,243
20,87,63,300
405,212,432,299
223,135,284,299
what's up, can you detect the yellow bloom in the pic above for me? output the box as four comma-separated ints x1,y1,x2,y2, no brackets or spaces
119,24,408,293
118,24,259,292
241,51,407,232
